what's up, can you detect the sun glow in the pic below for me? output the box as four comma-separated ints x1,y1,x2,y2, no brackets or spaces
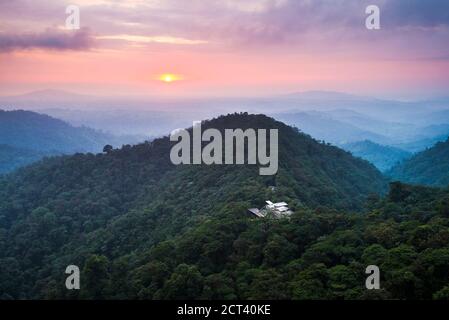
158,73,183,83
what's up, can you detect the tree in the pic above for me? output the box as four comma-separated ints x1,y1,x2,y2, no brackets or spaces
81,255,110,299
157,264,204,300
437,196,449,217
362,244,388,265
103,145,113,153
201,273,236,300
328,265,358,299
263,235,297,267
247,269,289,300
433,285,449,300
291,263,329,300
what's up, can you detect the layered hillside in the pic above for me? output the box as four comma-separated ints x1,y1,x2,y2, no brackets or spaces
0,113,388,299
341,140,411,172
388,138,449,187
274,111,388,145
0,144,51,174
0,110,142,173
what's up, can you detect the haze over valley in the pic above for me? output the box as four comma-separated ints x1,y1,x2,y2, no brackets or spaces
2,89,449,172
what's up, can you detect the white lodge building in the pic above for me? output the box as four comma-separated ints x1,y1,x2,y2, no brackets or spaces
248,200,293,219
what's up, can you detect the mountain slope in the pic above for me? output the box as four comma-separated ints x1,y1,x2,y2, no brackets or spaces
274,112,389,145
325,109,417,140
97,182,449,300
341,140,412,172
0,145,51,174
388,138,449,187
393,133,449,153
0,110,139,153
0,113,387,298
0,110,143,173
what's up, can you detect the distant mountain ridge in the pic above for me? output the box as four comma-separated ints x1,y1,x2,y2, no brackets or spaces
274,111,391,145
280,90,371,101
0,145,50,174
388,138,449,187
0,110,140,153
0,110,143,173
2,90,449,151
0,89,96,102
341,140,412,172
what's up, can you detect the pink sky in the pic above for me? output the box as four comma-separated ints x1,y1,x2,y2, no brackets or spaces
1,0,449,99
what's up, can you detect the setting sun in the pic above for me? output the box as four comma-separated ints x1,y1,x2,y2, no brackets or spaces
158,73,183,83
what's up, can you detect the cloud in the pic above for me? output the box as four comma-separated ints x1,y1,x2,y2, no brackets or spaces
0,28,95,52
96,34,208,45
383,0,449,28
0,0,448,57
221,0,288,13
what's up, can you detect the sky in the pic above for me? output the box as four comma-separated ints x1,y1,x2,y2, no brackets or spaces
0,0,448,99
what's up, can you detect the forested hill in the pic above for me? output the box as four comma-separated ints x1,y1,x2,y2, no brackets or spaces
388,138,449,187
0,113,387,299
0,144,50,174
341,140,411,172
0,109,138,154
0,109,143,174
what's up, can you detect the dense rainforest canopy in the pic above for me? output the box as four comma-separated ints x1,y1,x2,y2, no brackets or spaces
1,114,448,300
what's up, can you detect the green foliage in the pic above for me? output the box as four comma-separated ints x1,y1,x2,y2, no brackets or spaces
0,144,49,174
81,255,110,299
388,138,449,187
433,284,449,300
157,264,204,300
1,113,447,300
